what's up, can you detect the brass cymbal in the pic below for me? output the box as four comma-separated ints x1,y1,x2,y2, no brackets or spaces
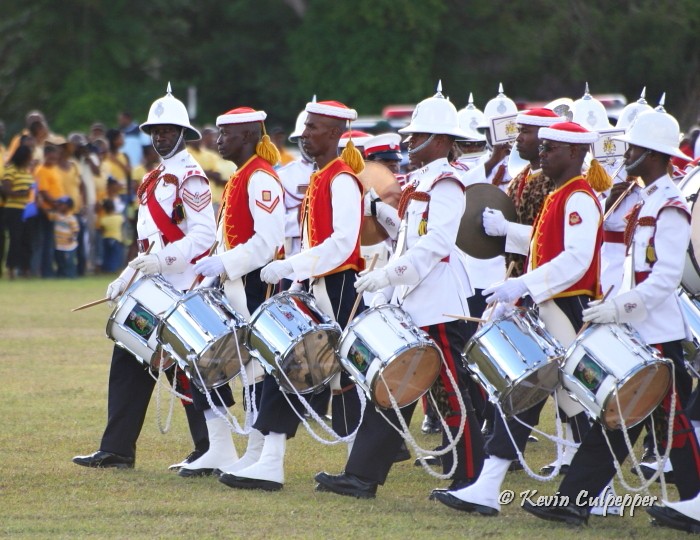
357,162,402,245
457,183,517,259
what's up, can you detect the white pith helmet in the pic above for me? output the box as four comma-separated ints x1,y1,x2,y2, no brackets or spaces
615,87,653,131
398,81,471,139
140,82,201,140
457,93,487,141
572,82,612,131
477,83,518,129
613,107,687,160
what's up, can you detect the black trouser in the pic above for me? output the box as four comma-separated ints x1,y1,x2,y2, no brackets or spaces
559,340,700,504
254,269,363,438
346,320,485,485
99,345,207,459
485,295,591,458
3,207,31,271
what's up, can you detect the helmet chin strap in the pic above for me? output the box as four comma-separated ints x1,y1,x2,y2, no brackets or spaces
407,133,436,155
297,138,312,163
156,128,185,160
624,149,650,173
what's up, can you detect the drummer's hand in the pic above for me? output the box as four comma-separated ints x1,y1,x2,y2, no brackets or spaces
129,253,161,275
106,277,127,300
483,301,514,321
483,277,528,304
261,259,293,284
194,255,225,277
604,181,631,213
355,268,390,294
582,300,618,324
483,207,508,237
364,188,380,217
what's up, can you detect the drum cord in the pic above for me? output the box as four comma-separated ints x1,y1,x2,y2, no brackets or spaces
193,337,259,436
275,358,368,445
376,360,465,480
497,395,569,482
154,361,178,435
600,367,676,500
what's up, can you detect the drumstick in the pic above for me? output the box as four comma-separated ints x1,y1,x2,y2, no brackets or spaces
265,247,281,301
347,253,380,323
575,285,615,339
71,297,111,312
187,240,219,292
484,261,516,324
71,243,155,312
442,314,487,324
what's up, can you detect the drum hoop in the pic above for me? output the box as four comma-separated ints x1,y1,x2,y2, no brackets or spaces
598,356,672,430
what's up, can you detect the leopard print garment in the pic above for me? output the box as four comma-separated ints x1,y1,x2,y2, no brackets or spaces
505,168,556,277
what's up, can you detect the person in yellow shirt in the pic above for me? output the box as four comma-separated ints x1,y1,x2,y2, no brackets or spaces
98,198,125,273
34,144,64,277
1,142,34,278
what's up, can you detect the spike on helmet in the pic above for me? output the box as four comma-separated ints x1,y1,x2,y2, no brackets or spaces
140,83,201,140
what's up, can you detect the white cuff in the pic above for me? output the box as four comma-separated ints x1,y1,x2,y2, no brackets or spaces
613,290,648,323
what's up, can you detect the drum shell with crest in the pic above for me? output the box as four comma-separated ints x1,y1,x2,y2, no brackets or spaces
462,308,563,416
337,304,443,409
560,323,672,430
679,166,700,296
246,291,341,395
106,274,179,369
677,288,700,377
157,287,250,392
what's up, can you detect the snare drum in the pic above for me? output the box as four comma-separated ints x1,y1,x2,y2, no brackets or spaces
158,288,249,392
560,323,672,430
338,304,442,409
678,289,700,377
679,167,700,295
463,308,563,416
246,291,341,394
106,275,180,367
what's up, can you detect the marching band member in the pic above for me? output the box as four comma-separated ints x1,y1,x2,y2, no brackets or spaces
433,121,603,515
314,87,486,499
73,85,215,470
178,107,285,477
524,108,700,526
219,100,366,492
364,132,403,174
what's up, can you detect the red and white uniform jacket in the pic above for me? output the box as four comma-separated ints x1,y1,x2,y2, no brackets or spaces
133,149,215,290
214,155,284,317
290,157,364,280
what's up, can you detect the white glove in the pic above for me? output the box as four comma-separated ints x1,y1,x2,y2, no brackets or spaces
364,188,381,217
128,253,161,275
193,255,225,277
355,268,391,294
483,277,528,304
288,280,304,292
582,300,618,324
106,278,127,300
260,259,293,284
482,301,515,321
483,207,509,237
370,291,389,308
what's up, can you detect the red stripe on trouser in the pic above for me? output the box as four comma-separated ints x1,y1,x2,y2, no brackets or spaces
176,368,193,407
433,322,474,479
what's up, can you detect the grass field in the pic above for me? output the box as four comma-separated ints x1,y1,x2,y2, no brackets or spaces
0,277,685,539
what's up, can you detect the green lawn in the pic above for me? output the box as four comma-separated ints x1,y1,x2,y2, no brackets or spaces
0,277,683,539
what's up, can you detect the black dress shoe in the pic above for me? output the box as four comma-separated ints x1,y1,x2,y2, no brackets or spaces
178,465,214,478
647,503,700,533
430,490,499,516
509,460,524,472
169,449,206,471
314,471,377,499
539,463,569,475
414,455,441,467
72,450,134,469
522,500,588,526
218,472,282,491
528,434,539,443
630,463,675,484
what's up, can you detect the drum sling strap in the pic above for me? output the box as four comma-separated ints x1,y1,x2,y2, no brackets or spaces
145,183,207,263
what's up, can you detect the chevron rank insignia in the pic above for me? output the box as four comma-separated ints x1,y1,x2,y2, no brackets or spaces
256,192,280,214
182,189,211,212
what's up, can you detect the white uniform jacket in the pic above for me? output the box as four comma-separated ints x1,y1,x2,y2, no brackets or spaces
277,158,313,258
